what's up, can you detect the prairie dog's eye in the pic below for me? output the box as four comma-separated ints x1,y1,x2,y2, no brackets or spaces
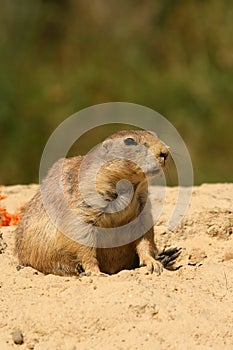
124,138,138,146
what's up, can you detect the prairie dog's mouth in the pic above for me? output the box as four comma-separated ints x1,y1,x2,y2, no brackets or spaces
144,168,161,177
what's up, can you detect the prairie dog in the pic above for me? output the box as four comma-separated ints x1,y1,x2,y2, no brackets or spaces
15,130,178,276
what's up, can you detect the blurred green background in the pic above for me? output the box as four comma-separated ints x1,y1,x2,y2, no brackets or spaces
0,0,232,185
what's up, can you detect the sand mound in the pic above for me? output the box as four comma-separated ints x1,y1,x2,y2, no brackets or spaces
0,183,232,349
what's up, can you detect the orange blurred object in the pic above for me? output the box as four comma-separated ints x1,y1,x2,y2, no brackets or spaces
0,189,21,226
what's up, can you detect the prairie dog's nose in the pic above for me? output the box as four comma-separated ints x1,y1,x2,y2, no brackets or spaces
160,151,168,161
158,148,169,167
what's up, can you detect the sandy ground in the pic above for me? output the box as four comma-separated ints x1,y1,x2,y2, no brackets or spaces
0,183,232,350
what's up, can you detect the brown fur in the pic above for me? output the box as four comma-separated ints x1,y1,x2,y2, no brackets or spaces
15,130,169,276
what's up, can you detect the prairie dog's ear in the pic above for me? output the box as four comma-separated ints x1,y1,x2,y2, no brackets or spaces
148,130,158,138
102,139,113,153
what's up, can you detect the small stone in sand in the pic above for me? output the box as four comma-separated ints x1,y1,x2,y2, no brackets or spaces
12,328,24,345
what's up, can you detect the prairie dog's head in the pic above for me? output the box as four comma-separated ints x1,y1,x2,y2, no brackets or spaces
100,130,169,178
78,130,169,211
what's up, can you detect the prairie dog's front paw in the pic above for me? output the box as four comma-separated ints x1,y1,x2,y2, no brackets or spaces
85,270,108,277
77,262,102,276
155,247,182,270
140,257,163,275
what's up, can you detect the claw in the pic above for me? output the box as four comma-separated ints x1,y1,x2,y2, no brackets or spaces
76,262,85,274
155,247,182,270
148,262,154,274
